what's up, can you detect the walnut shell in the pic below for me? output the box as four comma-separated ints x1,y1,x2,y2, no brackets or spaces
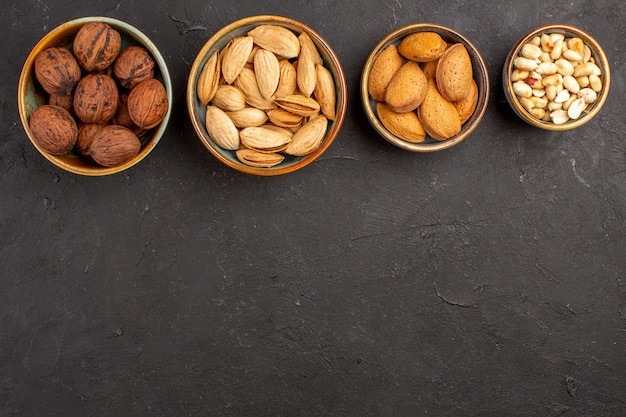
73,22,121,71
73,73,119,124
75,123,105,156
49,93,74,113
29,105,78,155
89,125,141,167
113,46,155,89
34,47,82,95
127,78,168,129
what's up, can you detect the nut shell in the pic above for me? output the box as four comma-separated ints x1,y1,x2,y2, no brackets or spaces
113,45,155,89
75,123,105,156
89,125,141,167
34,47,82,95
127,78,169,129
73,73,119,124
29,105,78,155
73,22,122,71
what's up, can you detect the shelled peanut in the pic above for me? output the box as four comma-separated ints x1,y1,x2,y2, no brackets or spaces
511,32,603,124
197,25,337,168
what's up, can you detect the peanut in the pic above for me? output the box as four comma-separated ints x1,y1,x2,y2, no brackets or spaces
511,31,604,124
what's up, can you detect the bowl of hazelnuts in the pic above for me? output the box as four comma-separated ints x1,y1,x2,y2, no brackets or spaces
18,17,172,175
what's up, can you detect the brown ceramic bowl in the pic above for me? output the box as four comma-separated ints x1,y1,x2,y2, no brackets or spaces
187,15,348,176
18,16,172,176
503,24,610,130
361,23,489,152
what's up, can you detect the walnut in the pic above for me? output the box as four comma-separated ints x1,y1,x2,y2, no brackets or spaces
29,105,78,155
34,47,81,95
73,22,121,71
73,73,119,124
49,93,74,113
113,46,155,89
75,123,105,156
89,125,141,167
127,78,168,129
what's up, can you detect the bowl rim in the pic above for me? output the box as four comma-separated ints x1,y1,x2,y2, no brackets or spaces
187,14,348,176
17,16,173,176
502,23,611,131
360,23,490,152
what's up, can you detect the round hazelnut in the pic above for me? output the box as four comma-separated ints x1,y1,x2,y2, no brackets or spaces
113,45,155,89
73,22,121,71
73,73,119,124
127,78,168,129
34,47,81,95
89,125,141,167
29,105,78,155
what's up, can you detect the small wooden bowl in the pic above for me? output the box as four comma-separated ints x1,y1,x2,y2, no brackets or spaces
187,15,348,176
361,23,490,152
503,24,610,131
18,17,172,176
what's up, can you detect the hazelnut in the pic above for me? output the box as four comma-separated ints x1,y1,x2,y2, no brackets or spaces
73,73,119,124
29,105,78,155
113,45,155,89
75,123,105,156
127,78,168,129
73,22,121,71
89,125,141,167
34,47,81,95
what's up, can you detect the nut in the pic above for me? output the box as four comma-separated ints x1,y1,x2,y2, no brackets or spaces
34,47,82,95
247,25,300,59
397,31,447,62
367,44,404,102
253,48,280,99
196,50,220,105
511,31,604,125
235,149,284,168
205,105,240,150
221,36,254,84
73,73,119,124
75,123,105,156
127,78,169,129
384,61,427,113
89,125,141,167
73,22,122,71
376,102,425,143
284,115,328,156
29,105,78,155
113,45,155,89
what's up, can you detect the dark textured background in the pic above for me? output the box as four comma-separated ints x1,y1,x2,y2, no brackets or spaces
1,1,625,416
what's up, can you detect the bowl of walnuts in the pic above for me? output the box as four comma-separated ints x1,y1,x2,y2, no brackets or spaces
18,16,172,176
361,23,489,152
187,15,348,176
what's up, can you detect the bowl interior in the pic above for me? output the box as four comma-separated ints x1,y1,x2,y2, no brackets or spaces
187,15,347,176
18,17,172,176
502,24,610,131
361,23,490,152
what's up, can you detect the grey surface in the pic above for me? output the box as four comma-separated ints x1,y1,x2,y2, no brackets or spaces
1,0,625,416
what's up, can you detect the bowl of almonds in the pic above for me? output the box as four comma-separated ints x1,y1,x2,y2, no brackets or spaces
187,15,348,176
503,24,610,130
18,16,172,175
361,23,489,152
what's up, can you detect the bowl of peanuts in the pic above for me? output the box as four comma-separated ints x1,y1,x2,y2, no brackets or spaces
187,15,347,176
503,24,610,130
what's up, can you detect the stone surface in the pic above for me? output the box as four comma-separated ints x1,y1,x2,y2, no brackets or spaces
1,1,625,416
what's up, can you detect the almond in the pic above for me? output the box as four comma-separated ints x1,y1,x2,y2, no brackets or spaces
436,43,473,102
376,102,425,143
384,61,428,113
418,78,461,141
398,31,447,62
368,44,405,102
